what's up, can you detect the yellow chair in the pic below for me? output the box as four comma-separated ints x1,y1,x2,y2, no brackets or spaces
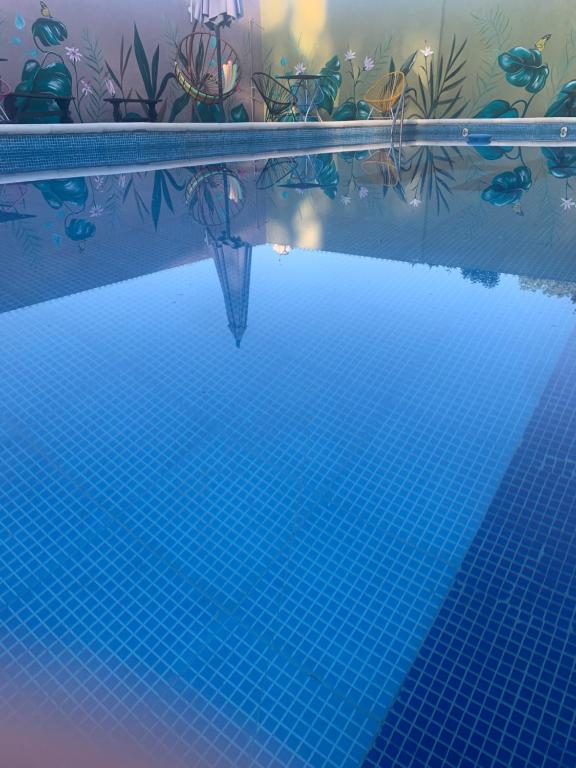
364,71,406,150
363,147,401,188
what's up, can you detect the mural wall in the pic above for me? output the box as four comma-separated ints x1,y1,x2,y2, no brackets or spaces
0,0,261,123
2,0,576,124
261,0,576,121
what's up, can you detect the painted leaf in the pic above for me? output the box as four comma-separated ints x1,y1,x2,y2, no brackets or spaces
34,177,88,209
230,103,249,122
197,101,224,122
169,91,191,122
481,165,532,206
545,80,576,117
333,99,372,120
317,55,342,115
65,218,96,241
472,100,518,159
15,14,26,31
133,24,153,99
31,17,67,47
313,154,339,198
14,59,72,123
0,209,35,223
399,51,418,75
541,147,576,178
497,47,549,93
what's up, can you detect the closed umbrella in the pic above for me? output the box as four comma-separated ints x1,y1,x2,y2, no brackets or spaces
189,0,244,114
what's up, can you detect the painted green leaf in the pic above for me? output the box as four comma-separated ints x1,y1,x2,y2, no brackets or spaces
541,147,576,178
65,218,96,241
472,100,518,159
151,171,162,229
399,51,418,75
313,154,339,198
170,91,191,122
197,101,225,122
481,165,532,206
133,24,153,100
0,210,35,223
498,47,549,93
545,80,576,117
332,98,372,121
34,177,88,209
31,17,67,47
230,103,249,122
13,59,72,122
318,55,342,115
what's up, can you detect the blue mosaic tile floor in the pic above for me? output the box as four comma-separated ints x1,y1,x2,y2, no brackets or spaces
1,150,576,766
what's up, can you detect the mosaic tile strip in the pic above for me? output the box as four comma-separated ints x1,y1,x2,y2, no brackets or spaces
364,330,576,768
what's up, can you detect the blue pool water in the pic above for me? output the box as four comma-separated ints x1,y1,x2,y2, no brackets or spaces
1,146,575,767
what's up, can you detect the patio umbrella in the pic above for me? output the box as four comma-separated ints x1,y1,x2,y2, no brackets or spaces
189,0,244,113
210,232,252,347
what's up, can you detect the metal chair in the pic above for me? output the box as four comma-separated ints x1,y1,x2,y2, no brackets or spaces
252,72,297,121
364,71,406,150
362,147,401,188
0,59,12,122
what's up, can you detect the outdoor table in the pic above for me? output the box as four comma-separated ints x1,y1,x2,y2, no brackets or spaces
279,74,324,122
104,97,162,123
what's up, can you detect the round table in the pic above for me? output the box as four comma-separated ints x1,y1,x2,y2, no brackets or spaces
280,74,324,122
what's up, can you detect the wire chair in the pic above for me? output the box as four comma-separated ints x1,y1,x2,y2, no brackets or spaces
256,157,297,189
185,166,246,228
362,147,401,188
174,32,240,104
363,71,406,151
252,72,297,121
0,64,12,122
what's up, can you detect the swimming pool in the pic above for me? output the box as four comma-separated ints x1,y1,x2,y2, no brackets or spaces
1,144,575,767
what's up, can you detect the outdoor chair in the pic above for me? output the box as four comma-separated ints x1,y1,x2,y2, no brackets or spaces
364,71,406,150
252,72,297,121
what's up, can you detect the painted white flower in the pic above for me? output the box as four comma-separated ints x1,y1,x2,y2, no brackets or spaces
80,80,93,96
345,49,356,61
89,204,104,218
294,62,307,76
363,56,375,72
65,46,82,63
104,77,116,97
342,195,352,206
560,196,575,211
409,198,422,208
420,44,434,58
93,176,104,191
358,186,369,199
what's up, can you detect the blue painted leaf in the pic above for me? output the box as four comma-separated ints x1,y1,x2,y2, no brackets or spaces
169,91,191,122
541,147,576,178
472,101,518,159
133,24,153,100
31,17,67,47
400,51,418,76
545,80,576,118
498,46,548,93
317,55,342,115
34,178,88,209
15,14,26,30
14,59,72,123
65,218,95,241
313,154,339,198
481,165,532,206
230,103,249,122
197,101,225,122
